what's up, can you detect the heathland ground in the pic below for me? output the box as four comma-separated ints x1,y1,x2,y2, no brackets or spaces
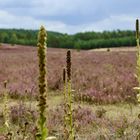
0,44,139,140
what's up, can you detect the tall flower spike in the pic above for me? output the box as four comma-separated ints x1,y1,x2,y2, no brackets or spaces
135,19,140,140
63,68,66,84
66,50,71,81
66,50,75,140
136,19,140,86
37,25,48,140
136,19,139,39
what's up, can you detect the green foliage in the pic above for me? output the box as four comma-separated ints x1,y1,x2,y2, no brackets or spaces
37,26,48,140
95,108,106,118
10,33,17,46
0,29,136,49
74,36,135,50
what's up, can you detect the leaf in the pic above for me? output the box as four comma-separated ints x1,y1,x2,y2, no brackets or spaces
134,74,138,78
5,121,9,128
42,127,47,139
137,94,140,103
133,87,140,91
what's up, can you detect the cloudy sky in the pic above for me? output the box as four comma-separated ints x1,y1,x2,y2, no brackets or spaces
0,0,139,34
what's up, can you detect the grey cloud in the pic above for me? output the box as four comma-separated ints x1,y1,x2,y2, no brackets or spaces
0,0,139,33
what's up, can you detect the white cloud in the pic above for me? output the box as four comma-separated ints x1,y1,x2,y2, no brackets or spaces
0,10,69,32
0,10,41,28
52,15,136,34
82,15,136,32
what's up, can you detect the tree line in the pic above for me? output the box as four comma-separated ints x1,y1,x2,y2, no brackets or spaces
0,29,136,49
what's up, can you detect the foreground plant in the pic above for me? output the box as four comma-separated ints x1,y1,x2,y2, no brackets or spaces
36,26,48,140
66,50,75,140
134,19,140,139
63,68,67,136
134,19,140,100
3,81,10,129
3,80,12,139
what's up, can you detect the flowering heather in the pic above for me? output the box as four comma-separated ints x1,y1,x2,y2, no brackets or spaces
47,105,140,140
10,103,38,139
0,44,137,103
0,100,139,139
10,103,37,125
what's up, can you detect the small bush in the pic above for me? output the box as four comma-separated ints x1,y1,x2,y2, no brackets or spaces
95,108,106,118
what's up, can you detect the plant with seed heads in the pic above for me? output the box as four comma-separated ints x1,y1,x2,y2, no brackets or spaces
66,50,75,140
134,19,140,101
36,26,48,140
134,19,140,140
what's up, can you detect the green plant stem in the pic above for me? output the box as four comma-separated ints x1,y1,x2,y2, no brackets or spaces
136,37,140,87
68,80,74,140
3,82,10,133
136,19,140,98
63,79,68,139
64,79,67,124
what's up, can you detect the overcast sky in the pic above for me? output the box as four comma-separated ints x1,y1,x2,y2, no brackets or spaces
0,0,139,34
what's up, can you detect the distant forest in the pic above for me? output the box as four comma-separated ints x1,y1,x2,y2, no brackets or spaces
0,29,136,50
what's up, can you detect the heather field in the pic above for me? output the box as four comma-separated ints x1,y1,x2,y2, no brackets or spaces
0,44,140,139
0,44,137,103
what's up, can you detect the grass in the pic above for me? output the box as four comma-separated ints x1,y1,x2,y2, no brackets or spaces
0,93,138,116
90,47,136,52
0,90,139,139
0,96,137,119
